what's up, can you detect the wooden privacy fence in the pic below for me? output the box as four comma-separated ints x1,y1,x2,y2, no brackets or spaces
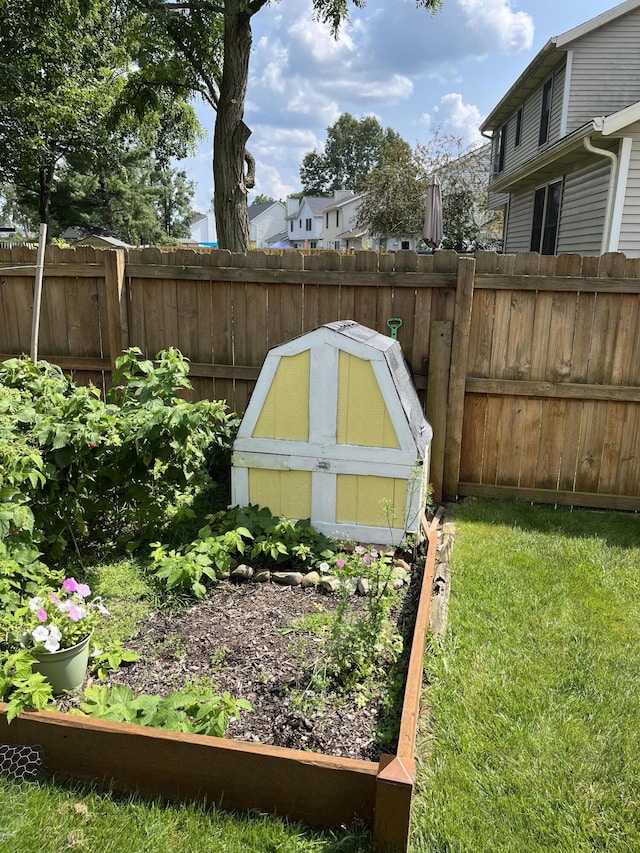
1,245,639,511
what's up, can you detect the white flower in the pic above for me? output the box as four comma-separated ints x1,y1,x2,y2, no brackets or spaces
91,647,102,658
32,625,49,643
28,596,43,612
48,625,62,642
318,562,330,574
44,636,61,652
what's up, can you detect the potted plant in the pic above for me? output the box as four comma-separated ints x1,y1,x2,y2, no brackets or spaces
12,577,109,694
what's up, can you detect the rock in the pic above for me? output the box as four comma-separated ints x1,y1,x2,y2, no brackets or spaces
301,571,320,588
320,576,341,593
254,570,271,583
344,577,358,596
272,571,303,586
357,577,370,596
393,557,412,574
231,564,254,581
392,578,405,590
391,566,410,584
215,567,231,580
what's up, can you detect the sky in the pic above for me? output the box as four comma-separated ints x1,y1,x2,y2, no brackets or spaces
181,0,623,213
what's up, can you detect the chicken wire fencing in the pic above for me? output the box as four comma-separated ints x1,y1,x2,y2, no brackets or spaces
0,744,45,844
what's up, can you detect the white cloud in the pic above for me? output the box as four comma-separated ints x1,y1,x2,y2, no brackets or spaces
458,0,534,54
436,93,485,147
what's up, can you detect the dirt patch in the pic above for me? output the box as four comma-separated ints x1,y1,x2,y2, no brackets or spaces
67,575,421,762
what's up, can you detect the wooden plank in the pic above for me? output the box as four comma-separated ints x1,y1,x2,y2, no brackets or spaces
616,402,640,496
390,286,417,361
489,290,511,379
505,290,536,380
587,292,622,384
0,263,104,278
495,395,525,487
443,256,475,498
598,401,627,494
568,292,595,383
557,399,583,492
0,707,377,830
464,378,640,403
467,288,495,377
517,397,544,488
545,292,577,383
176,280,200,361
529,291,553,381
574,400,608,493
534,399,566,489
474,274,640,294
459,392,486,484
480,396,502,485
409,286,432,379
103,250,128,374
374,756,416,853
124,263,456,289
457,482,640,511
425,321,452,502
211,279,235,411
611,294,640,385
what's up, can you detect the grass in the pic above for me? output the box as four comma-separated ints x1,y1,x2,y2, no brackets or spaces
412,498,640,852
0,778,371,852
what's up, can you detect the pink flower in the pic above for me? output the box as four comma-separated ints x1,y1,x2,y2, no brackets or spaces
49,592,60,606
336,559,345,568
36,609,48,621
62,577,78,593
76,583,91,598
362,553,372,565
67,603,83,622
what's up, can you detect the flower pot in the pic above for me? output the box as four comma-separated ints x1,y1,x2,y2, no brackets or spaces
32,634,92,695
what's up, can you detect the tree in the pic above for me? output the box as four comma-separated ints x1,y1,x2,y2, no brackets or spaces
252,194,276,204
356,142,428,244
0,0,199,237
300,114,411,195
357,130,502,251
125,0,443,251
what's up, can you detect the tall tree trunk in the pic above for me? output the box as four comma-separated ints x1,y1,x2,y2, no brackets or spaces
213,2,252,252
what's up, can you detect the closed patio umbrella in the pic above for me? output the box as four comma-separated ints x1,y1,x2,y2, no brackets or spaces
423,174,443,251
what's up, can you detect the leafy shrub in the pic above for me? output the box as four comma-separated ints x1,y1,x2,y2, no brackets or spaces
0,350,235,564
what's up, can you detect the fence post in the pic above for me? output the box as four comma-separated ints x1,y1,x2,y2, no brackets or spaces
373,754,416,853
442,255,475,499
103,249,128,380
426,321,453,504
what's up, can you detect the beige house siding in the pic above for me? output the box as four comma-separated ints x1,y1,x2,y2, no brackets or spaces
566,9,640,132
556,160,609,255
504,191,534,254
618,126,640,255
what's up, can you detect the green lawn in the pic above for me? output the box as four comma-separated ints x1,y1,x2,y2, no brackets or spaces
2,498,639,852
412,498,640,852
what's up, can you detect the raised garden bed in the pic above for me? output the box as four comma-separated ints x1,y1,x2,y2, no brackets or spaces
0,513,440,853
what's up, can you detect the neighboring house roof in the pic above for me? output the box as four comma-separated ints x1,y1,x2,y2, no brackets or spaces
286,195,341,220
248,201,284,221
481,0,640,132
61,227,132,248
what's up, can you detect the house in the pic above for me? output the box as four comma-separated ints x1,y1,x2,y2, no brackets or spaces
61,227,132,249
248,200,287,248
322,193,370,250
286,191,354,248
482,0,640,257
231,321,432,544
189,211,217,246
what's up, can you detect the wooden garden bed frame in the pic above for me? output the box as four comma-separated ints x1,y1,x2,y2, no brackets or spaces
0,514,439,852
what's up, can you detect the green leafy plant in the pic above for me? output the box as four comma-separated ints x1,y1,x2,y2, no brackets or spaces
77,682,252,738
89,642,140,682
0,648,53,723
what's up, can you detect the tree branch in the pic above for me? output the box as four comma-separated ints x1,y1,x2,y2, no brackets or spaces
248,0,269,15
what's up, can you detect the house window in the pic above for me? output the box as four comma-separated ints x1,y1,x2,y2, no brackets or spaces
290,221,293,233
401,240,410,250
530,180,562,255
539,79,553,145
326,212,330,227
310,241,317,248
498,124,507,171
336,210,340,226
515,108,523,147
305,218,312,231
334,241,340,250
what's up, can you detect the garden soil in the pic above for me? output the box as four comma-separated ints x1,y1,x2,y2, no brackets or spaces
65,576,421,762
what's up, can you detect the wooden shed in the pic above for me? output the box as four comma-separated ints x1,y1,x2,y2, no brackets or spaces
231,321,432,544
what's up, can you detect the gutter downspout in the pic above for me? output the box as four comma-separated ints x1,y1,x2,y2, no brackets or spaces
583,130,618,253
